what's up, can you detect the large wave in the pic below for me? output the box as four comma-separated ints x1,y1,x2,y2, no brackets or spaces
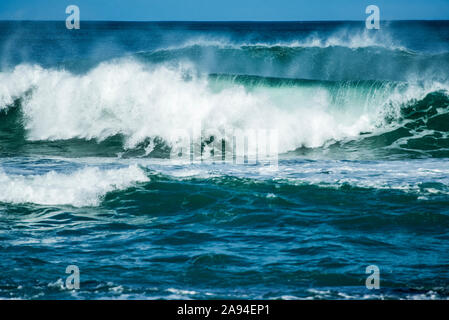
0,60,448,158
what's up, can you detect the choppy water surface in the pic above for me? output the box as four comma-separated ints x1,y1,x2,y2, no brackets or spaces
1,21,449,299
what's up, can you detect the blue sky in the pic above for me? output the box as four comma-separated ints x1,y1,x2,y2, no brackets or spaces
0,0,448,21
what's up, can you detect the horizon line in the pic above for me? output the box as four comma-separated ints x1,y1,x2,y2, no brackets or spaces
1,19,448,23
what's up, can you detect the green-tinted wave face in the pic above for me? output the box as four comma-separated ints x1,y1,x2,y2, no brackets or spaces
289,90,449,160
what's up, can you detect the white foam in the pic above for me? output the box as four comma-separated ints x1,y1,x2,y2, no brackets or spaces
0,61,445,153
0,165,149,207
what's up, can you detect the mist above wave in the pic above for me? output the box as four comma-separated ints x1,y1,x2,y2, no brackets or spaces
154,28,408,51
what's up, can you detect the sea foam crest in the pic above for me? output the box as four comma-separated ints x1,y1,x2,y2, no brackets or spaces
0,165,149,207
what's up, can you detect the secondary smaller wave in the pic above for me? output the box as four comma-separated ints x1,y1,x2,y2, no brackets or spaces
0,165,149,207
152,29,408,51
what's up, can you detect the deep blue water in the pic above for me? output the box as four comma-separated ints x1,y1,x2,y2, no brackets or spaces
1,21,449,299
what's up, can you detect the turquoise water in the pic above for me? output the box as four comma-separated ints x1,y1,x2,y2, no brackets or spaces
0,21,449,299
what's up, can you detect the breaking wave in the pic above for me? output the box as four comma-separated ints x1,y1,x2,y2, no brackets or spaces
0,61,448,158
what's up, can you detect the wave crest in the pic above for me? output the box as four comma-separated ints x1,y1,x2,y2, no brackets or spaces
0,61,448,157
0,165,149,207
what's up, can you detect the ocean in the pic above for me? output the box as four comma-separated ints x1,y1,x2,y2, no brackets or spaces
0,21,449,299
